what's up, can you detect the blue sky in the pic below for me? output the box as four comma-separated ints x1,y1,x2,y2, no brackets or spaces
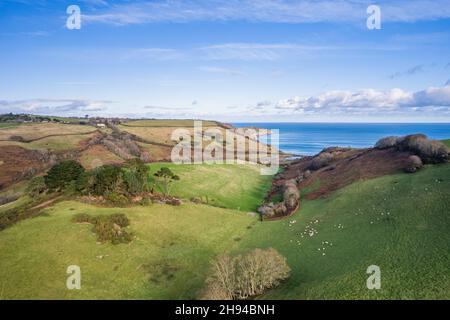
1,0,450,122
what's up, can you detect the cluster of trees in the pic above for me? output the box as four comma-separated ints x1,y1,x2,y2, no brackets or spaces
26,159,180,203
200,248,290,300
258,179,300,219
0,113,78,124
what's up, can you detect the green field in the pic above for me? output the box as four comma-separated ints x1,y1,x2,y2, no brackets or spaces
0,201,254,299
0,133,96,151
0,123,21,129
148,163,272,211
122,119,219,127
0,162,449,299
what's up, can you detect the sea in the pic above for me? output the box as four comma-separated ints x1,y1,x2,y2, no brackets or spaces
233,123,450,156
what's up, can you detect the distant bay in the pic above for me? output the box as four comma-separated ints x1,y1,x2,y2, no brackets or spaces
233,123,450,156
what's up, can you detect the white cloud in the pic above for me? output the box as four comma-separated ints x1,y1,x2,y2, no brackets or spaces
257,85,450,115
413,86,450,107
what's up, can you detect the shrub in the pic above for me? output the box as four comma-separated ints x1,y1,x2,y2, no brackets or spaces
273,202,287,216
258,204,275,217
44,160,85,192
105,192,129,206
283,180,300,210
375,136,402,149
374,133,449,163
26,176,47,197
139,197,152,206
404,155,423,173
92,214,133,245
309,152,334,170
72,213,132,244
400,134,449,163
200,248,290,300
109,213,130,227
71,213,93,224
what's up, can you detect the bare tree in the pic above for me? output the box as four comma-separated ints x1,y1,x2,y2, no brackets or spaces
200,248,290,300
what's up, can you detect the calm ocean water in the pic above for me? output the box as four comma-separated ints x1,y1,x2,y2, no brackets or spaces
233,123,450,156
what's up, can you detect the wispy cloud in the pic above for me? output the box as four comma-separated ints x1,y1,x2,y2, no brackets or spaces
144,105,192,111
199,66,244,76
42,42,346,63
389,65,425,79
0,99,111,115
198,43,336,61
82,0,450,26
56,81,97,86
0,30,51,37
123,48,184,61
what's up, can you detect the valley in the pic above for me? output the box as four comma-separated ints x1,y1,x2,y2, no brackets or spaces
0,116,449,299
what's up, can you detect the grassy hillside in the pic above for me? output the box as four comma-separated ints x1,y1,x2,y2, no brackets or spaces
0,164,268,299
238,163,450,299
0,201,254,299
122,119,219,127
0,133,97,151
0,162,448,299
0,123,95,141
